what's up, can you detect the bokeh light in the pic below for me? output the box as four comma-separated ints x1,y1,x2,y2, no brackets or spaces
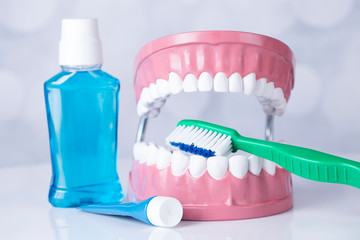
292,0,354,28
0,69,24,122
0,0,57,33
287,64,321,116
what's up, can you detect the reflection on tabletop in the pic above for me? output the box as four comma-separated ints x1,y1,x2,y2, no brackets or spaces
49,207,293,240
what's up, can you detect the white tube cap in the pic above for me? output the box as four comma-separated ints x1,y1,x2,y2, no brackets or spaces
59,19,103,66
147,197,183,227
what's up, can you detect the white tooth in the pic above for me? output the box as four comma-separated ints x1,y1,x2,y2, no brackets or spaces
146,143,158,165
254,78,267,96
275,98,287,116
148,107,160,118
133,142,139,160
137,102,150,117
156,78,171,98
171,151,189,176
139,143,150,164
152,99,165,108
248,155,262,176
149,82,166,109
257,96,271,105
189,155,207,178
207,156,228,180
262,82,275,99
149,83,161,100
275,101,287,116
270,88,285,108
243,73,256,95
139,87,154,107
262,159,276,176
133,142,146,160
272,98,286,109
198,72,213,91
156,147,172,170
263,104,275,115
183,74,198,92
229,72,243,92
213,72,228,92
270,88,284,101
169,72,183,94
229,155,248,178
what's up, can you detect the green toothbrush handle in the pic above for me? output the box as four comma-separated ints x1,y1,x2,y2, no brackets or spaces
235,136,360,189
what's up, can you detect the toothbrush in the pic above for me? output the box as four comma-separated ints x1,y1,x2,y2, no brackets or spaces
79,196,183,227
166,119,360,189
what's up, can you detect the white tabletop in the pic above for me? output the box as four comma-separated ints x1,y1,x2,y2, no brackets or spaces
1,159,360,240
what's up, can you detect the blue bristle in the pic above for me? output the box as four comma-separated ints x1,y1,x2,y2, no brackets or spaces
170,142,215,157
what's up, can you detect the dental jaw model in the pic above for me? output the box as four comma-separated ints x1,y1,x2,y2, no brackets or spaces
129,31,295,220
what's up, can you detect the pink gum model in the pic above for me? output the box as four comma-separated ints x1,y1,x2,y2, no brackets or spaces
129,160,293,220
130,31,295,220
134,31,294,101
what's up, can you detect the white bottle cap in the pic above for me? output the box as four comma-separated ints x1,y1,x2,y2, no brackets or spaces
147,196,183,227
59,19,103,66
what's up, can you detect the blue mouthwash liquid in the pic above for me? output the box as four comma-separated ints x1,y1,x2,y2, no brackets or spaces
44,65,123,207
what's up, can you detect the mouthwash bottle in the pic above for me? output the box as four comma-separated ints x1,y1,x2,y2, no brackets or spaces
44,19,123,207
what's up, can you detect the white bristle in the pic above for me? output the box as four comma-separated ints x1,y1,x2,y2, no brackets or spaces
205,133,223,149
212,134,227,150
174,125,193,143
187,127,201,144
166,124,233,157
192,128,209,144
166,125,184,143
223,147,232,156
185,127,199,144
214,136,232,155
179,127,190,144
166,126,183,142
165,127,175,142
205,133,223,150
198,130,215,147
200,131,218,148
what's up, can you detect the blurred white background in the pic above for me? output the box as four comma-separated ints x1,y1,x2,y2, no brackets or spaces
0,0,359,167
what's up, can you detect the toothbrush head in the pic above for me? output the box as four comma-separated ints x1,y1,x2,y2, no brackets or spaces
147,196,183,227
166,119,239,157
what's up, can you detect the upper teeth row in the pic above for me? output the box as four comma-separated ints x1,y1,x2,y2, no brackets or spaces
137,72,287,118
133,141,282,179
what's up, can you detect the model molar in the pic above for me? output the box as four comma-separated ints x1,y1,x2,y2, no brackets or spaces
130,31,295,221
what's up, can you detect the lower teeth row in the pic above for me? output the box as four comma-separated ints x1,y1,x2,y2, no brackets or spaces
133,142,282,180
